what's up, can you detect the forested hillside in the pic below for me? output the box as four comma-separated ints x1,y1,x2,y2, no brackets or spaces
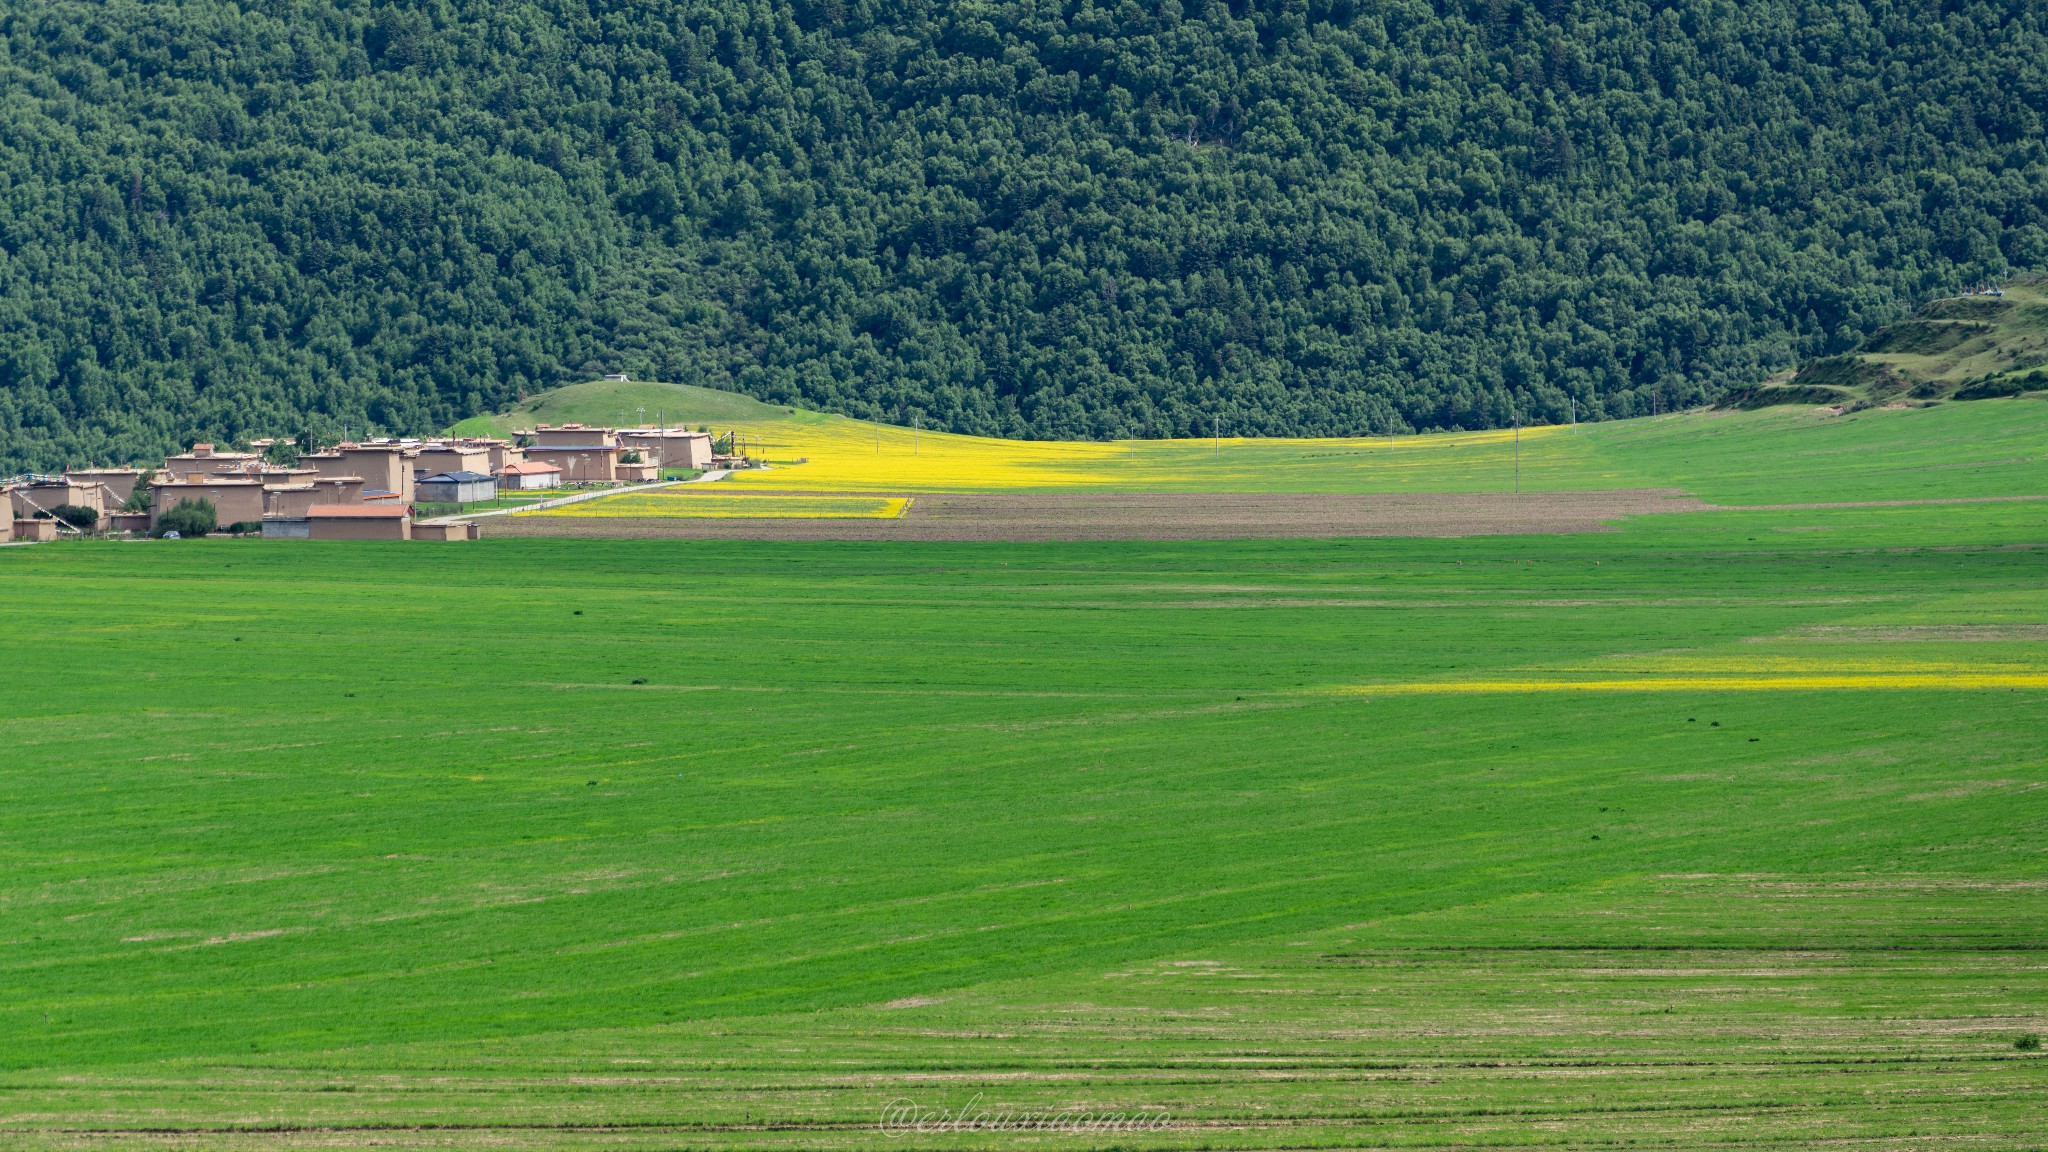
2,0,2044,469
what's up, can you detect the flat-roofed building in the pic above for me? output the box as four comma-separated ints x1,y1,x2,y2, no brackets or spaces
335,445,415,501
412,521,480,541
412,444,492,480
307,504,412,540
520,444,619,483
150,478,264,528
254,464,315,481
164,443,259,474
265,477,365,519
12,517,56,542
498,461,561,490
9,479,104,519
531,423,617,448
617,428,715,469
64,468,146,506
467,438,524,472
299,451,347,474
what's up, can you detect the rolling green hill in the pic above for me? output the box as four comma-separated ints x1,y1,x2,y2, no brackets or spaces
5,0,2048,471
448,378,795,435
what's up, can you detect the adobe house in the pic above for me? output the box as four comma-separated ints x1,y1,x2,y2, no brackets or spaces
616,460,661,482
12,518,56,542
232,465,319,486
416,471,496,504
307,505,412,540
9,479,104,520
531,423,617,448
64,468,146,506
497,461,561,490
337,445,415,501
412,444,492,480
520,444,619,483
164,443,260,474
301,446,411,500
617,429,715,469
298,450,350,479
150,478,264,528
0,515,12,543
468,438,524,472
265,477,365,519
412,521,480,541
106,512,152,534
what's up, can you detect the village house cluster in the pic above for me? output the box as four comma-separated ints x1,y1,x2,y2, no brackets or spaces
2,423,719,543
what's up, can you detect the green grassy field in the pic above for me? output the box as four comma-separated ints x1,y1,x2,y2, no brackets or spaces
3,406,2046,1149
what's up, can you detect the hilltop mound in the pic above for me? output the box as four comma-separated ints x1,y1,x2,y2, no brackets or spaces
449,380,798,437
1732,277,2048,409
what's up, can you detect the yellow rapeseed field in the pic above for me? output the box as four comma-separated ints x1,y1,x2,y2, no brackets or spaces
710,412,1577,493
522,490,910,519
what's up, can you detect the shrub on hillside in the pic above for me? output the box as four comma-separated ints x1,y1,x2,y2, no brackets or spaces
152,498,217,538
49,504,98,529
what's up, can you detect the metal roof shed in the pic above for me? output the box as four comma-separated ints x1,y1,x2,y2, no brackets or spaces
416,471,497,504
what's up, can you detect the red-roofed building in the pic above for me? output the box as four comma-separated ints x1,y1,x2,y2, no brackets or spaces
307,504,411,540
498,460,563,490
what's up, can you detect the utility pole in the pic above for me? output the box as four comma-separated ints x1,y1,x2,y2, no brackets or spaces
1514,414,1521,494
1570,397,1576,433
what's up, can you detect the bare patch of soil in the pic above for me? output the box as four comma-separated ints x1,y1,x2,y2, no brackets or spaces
484,490,1710,541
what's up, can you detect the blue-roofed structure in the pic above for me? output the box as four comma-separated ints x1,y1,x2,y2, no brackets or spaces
416,471,497,504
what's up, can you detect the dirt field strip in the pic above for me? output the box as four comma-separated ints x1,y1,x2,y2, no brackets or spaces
483,489,1712,540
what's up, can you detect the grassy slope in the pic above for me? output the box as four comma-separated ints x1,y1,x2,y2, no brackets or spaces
447,379,792,435
453,378,2048,502
1755,276,2048,406
2,410,2045,1148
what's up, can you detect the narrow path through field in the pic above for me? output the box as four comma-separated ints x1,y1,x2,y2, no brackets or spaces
422,469,733,525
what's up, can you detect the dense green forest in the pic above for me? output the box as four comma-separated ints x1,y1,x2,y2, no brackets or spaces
1,0,2043,469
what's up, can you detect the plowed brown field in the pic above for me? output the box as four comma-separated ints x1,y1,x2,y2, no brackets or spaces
484,489,1709,540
